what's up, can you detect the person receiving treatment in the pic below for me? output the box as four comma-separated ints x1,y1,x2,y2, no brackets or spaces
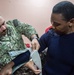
0,16,41,75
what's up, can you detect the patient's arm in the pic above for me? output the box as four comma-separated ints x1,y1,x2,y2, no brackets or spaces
0,50,30,75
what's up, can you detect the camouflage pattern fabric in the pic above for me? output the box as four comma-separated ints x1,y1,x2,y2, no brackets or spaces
0,19,37,65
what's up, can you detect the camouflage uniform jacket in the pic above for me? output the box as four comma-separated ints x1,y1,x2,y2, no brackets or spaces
0,19,37,65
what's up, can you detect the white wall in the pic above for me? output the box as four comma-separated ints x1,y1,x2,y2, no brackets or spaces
0,0,74,43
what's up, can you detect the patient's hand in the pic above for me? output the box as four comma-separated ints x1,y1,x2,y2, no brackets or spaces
0,67,12,75
0,61,14,75
25,60,41,74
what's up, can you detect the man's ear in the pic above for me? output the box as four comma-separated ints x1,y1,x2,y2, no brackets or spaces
68,18,74,27
69,18,74,23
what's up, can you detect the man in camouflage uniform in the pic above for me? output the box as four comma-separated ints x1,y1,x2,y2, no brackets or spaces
0,16,40,75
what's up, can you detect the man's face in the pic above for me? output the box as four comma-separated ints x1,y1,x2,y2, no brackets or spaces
51,13,69,35
0,16,7,36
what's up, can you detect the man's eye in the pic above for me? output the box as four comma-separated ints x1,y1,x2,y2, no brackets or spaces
2,22,4,25
0,22,5,28
54,22,60,26
2,21,5,25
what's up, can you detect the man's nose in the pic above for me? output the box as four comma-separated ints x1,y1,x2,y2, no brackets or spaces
52,26,55,30
2,25,6,30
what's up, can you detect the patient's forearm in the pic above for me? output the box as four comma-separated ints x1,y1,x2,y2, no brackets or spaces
0,50,30,75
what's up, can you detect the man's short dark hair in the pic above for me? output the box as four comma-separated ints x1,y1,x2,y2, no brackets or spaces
52,1,74,21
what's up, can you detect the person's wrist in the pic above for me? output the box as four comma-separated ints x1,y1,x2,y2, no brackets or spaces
31,36,38,41
30,34,39,41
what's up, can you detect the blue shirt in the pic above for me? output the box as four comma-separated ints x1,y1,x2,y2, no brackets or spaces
39,29,74,75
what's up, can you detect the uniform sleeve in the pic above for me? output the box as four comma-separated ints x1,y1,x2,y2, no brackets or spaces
6,19,38,40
